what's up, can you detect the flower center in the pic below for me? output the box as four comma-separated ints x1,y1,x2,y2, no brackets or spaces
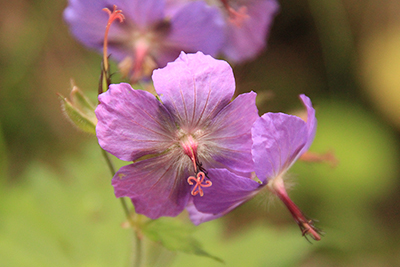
180,134,212,196
119,19,171,82
181,135,199,170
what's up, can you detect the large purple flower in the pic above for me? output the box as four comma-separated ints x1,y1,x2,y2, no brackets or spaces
95,52,259,219
64,0,224,78
190,95,321,240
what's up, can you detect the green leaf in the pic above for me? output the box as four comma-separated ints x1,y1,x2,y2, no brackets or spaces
172,220,313,267
0,142,131,267
142,217,224,263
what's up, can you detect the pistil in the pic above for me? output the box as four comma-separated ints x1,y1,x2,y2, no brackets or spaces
187,172,212,197
181,135,199,172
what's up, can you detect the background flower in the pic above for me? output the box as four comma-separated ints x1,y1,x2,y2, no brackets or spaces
167,0,279,63
64,0,224,79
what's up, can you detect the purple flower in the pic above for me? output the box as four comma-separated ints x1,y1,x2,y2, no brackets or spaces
64,0,224,78
190,95,322,240
95,52,259,219
167,0,279,63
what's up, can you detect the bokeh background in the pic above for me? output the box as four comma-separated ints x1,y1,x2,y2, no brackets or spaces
1,0,400,266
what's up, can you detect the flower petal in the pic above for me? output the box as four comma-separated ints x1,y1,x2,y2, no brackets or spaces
192,169,260,217
203,92,259,172
96,83,175,162
152,52,235,130
64,0,128,60
252,95,316,182
186,201,227,225
222,0,279,62
299,94,317,154
112,154,191,219
112,0,166,28
154,2,224,66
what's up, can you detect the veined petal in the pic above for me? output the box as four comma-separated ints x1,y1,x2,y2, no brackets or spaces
192,168,260,216
222,0,279,62
252,114,308,183
155,1,224,66
203,92,259,172
186,201,227,226
96,83,175,162
112,153,192,219
152,52,235,130
252,96,316,183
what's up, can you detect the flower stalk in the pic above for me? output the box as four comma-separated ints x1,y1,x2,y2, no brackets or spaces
267,175,322,241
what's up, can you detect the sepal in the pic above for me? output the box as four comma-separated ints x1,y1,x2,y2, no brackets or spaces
58,84,97,134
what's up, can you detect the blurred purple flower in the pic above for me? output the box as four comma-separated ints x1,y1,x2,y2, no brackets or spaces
167,0,279,63
190,95,322,240
64,0,224,79
95,52,258,219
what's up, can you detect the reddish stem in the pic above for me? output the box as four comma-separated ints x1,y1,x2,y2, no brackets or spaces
269,176,322,241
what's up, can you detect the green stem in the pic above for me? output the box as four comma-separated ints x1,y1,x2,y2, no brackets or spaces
100,148,143,266
101,148,116,175
119,197,131,220
100,148,132,220
134,232,142,267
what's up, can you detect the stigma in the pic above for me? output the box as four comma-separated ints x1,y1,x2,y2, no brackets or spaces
187,171,212,197
180,134,213,196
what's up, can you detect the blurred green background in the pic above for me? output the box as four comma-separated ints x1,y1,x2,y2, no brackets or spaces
1,0,400,266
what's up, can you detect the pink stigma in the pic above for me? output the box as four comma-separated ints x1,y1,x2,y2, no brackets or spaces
187,172,212,197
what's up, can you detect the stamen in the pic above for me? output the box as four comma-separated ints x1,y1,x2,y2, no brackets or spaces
187,171,212,197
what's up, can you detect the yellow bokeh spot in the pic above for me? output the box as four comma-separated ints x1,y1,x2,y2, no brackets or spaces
360,24,400,128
